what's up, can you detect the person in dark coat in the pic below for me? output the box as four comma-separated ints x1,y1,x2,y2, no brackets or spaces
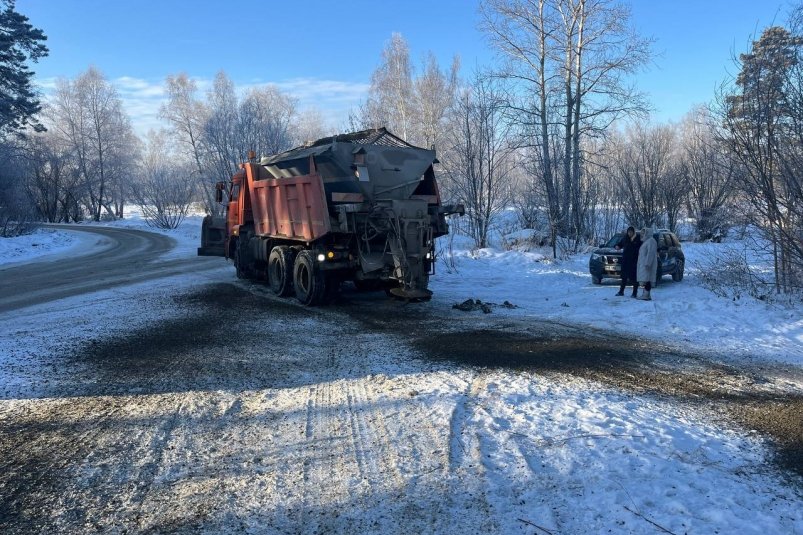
615,226,641,297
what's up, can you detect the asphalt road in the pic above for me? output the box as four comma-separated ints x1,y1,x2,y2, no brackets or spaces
0,225,219,314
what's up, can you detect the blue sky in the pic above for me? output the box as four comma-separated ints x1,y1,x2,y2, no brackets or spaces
16,0,793,134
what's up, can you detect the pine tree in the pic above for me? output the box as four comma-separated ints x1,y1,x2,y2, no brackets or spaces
0,0,48,136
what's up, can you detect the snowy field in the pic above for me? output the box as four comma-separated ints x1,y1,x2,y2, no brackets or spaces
1,214,801,533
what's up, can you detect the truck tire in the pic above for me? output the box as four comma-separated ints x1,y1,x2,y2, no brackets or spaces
268,246,294,296
672,260,684,282
293,250,327,306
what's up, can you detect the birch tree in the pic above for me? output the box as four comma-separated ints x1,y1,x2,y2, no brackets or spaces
443,75,515,248
480,0,651,246
413,53,460,149
47,67,136,221
365,33,415,141
160,73,217,213
237,86,296,158
204,71,241,185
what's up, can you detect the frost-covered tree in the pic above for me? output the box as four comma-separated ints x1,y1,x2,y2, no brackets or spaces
204,72,241,187
361,34,459,148
364,33,415,140
237,86,296,158
160,73,216,210
129,129,195,229
46,67,137,221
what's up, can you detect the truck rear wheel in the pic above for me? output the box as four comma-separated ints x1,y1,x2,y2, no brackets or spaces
293,250,327,306
268,246,294,296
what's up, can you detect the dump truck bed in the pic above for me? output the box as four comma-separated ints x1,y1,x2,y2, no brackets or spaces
242,162,330,243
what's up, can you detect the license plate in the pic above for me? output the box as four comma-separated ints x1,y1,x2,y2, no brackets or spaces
607,265,621,272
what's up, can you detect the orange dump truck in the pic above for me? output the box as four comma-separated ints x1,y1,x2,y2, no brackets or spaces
198,128,463,305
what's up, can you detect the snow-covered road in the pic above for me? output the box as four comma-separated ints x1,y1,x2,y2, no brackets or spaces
0,222,801,534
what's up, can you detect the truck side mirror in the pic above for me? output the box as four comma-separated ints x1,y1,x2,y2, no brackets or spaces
215,181,225,204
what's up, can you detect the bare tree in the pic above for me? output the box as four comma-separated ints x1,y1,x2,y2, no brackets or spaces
480,0,563,250
480,0,651,247
20,129,81,222
293,107,332,146
612,123,676,229
559,0,652,239
413,53,460,149
163,70,307,216
720,23,803,292
582,137,625,243
204,71,241,186
238,86,296,158
364,33,415,141
129,129,195,229
443,75,515,248
678,106,738,240
159,73,217,214
357,34,460,151
46,67,136,221
0,136,37,235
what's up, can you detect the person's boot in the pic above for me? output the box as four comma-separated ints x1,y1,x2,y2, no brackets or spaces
638,290,652,301
615,286,624,296
631,287,638,298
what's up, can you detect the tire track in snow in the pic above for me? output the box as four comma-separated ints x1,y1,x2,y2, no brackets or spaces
129,396,185,530
443,372,498,531
346,380,404,488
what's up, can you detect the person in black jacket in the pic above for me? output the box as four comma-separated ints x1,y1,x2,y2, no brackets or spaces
615,226,641,297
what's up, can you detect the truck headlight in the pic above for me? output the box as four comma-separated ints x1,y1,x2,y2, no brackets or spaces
591,253,601,261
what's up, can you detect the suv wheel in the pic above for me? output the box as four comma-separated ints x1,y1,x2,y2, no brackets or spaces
592,275,602,285
672,260,685,282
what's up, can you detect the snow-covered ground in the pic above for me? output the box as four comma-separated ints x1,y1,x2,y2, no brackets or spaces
1,215,801,533
434,232,803,368
6,215,798,366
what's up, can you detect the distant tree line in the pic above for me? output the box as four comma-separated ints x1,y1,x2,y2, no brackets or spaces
0,65,329,230
1,0,802,292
